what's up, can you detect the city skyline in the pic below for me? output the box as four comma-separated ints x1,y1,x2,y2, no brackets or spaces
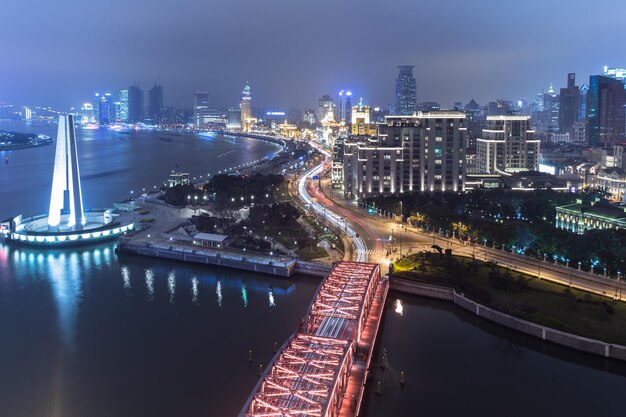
2,0,626,109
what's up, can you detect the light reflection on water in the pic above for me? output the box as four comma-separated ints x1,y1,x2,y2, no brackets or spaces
121,265,131,293
191,276,199,305
216,279,223,308
167,271,176,305
145,268,155,300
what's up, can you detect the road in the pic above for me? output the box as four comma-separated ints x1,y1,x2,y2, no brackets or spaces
296,157,624,302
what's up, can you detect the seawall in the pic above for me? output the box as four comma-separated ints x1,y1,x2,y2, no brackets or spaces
391,277,626,362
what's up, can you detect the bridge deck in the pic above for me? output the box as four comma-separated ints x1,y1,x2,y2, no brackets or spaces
239,261,387,417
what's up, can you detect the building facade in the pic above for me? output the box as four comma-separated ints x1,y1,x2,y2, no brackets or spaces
148,84,164,124
559,73,580,136
193,91,210,128
476,115,539,174
586,75,626,147
127,85,144,124
343,112,466,199
395,65,417,115
556,199,626,233
240,82,252,132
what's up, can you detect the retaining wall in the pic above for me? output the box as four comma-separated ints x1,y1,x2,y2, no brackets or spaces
390,277,626,362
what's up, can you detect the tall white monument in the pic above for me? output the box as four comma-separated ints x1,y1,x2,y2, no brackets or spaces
48,114,85,230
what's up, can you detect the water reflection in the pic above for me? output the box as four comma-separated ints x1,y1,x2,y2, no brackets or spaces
216,279,223,308
145,269,154,300
47,252,82,350
191,276,199,305
394,299,403,316
268,286,275,308
241,282,248,307
121,266,131,294
168,271,176,305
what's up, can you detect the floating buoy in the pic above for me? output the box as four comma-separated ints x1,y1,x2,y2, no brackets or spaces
248,349,253,362
259,363,264,376
400,371,405,385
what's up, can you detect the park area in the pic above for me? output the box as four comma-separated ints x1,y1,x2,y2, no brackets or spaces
393,252,626,345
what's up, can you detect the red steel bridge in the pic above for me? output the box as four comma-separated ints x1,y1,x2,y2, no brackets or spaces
239,261,389,417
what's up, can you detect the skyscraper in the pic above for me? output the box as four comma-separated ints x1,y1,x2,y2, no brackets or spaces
48,115,84,230
559,73,580,136
338,90,352,123
240,82,252,132
95,93,115,126
116,89,129,123
318,94,335,123
148,84,164,124
586,75,626,147
193,91,210,128
395,65,417,115
128,85,144,124
542,84,559,132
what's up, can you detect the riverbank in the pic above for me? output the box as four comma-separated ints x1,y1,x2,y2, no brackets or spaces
390,263,626,361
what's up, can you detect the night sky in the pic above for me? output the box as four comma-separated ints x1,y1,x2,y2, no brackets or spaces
2,0,625,110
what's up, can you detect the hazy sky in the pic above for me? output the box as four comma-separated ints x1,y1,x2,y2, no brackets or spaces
1,0,625,110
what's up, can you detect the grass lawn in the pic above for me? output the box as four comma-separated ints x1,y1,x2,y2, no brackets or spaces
393,253,626,345
302,215,344,253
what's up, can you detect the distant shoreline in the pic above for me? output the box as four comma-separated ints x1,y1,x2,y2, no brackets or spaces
0,131,52,151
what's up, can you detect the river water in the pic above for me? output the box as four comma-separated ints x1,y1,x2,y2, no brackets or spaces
0,121,625,416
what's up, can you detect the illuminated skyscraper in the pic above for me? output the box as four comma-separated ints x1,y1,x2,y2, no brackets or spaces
94,93,115,125
48,114,84,230
587,75,626,147
338,90,352,122
395,65,417,115
240,82,252,132
116,89,129,123
318,94,335,123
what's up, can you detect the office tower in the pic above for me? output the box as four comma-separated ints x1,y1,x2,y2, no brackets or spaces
318,94,335,123
395,65,417,115
116,89,129,123
48,114,84,230
476,115,539,174
542,84,559,132
148,84,164,124
338,90,352,123
240,82,252,132
128,85,144,123
604,66,626,83
95,93,115,125
343,112,466,198
559,73,580,136
586,75,626,147
303,109,316,125
193,91,210,128
578,83,588,121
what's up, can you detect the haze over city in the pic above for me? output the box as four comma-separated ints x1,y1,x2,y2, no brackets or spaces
3,0,626,109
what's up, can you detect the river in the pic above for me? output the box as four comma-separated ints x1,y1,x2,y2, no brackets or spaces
0,121,624,416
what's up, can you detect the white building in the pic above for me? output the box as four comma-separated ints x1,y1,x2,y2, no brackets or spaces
343,112,467,199
476,115,540,174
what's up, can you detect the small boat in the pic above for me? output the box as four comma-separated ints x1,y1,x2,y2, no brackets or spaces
5,158,8,164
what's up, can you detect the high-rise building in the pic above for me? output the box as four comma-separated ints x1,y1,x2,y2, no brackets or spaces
148,84,164,124
604,66,626,83
303,109,316,125
240,82,252,132
559,73,580,136
128,85,144,124
586,75,626,147
21,106,32,120
343,112,467,198
476,115,539,174
338,90,352,123
578,83,588,122
48,115,84,230
116,89,129,123
395,65,417,115
193,91,210,128
318,94,335,123
542,84,559,132
95,93,115,125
